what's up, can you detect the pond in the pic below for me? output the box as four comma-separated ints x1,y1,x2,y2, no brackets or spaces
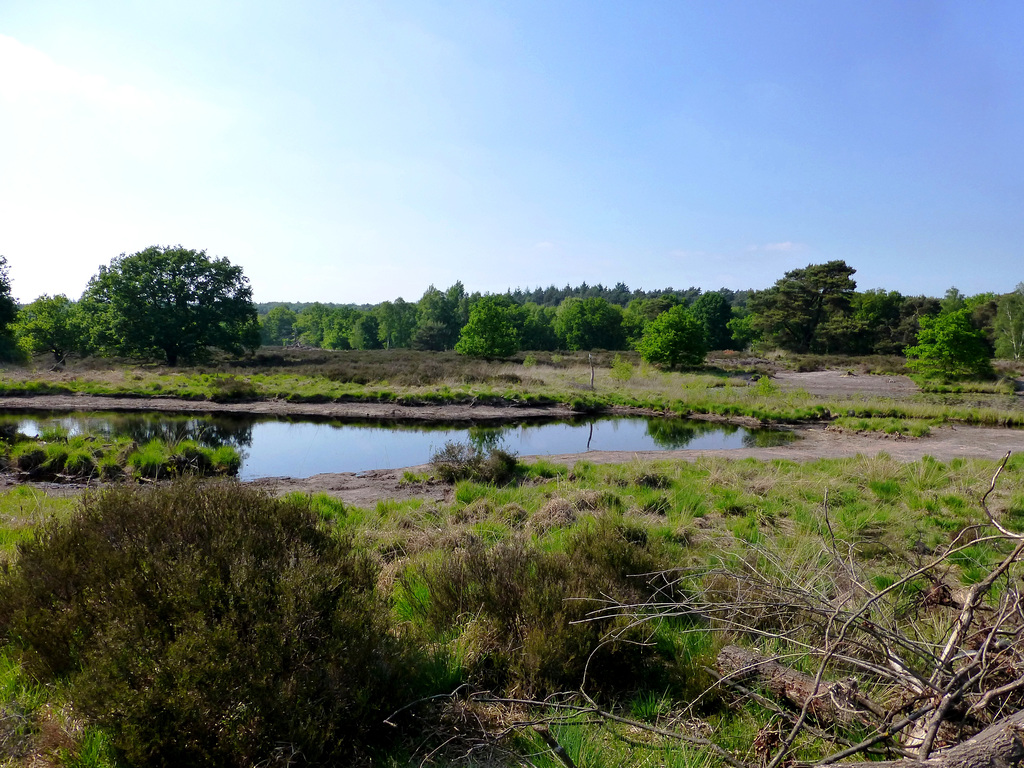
4,412,795,480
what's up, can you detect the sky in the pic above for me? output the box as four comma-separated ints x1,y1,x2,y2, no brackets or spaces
1,1,1023,305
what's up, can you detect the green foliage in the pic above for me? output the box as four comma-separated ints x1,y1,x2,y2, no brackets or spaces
609,354,634,381
939,286,966,315
555,297,626,351
375,298,418,349
348,312,383,350
413,283,466,351
80,246,260,365
690,291,733,350
520,302,559,351
0,257,22,362
747,260,859,353
258,304,297,345
725,312,759,350
0,482,417,767
850,289,905,355
14,294,85,362
635,305,707,368
622,295,682,346
994,284,1024,360
905,308,995,380
455,295,522,358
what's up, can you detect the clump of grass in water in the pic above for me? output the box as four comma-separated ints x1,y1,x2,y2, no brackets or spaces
429,441,520,485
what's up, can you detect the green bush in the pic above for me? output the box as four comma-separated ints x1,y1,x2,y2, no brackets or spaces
401,516,686,695
0,481,416,767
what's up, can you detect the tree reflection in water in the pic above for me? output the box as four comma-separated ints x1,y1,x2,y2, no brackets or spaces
645,418,738,448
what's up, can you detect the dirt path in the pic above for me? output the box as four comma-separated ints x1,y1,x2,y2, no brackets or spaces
0,394,591,422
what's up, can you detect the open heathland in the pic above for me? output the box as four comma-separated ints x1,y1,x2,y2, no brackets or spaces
3,449,1024,767
1,350,1024,766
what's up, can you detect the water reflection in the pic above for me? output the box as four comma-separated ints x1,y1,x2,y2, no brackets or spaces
1,411,794,480
5,413,254,448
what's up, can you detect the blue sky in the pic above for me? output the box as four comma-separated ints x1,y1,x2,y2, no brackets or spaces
2,1,1022,304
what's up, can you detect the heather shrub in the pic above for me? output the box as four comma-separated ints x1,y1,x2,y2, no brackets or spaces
401,515,686,695
0,481,416,767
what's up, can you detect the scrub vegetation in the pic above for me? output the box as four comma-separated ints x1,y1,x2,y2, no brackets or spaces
0,426,240,483
3,453,1024,766
1,347,1021,428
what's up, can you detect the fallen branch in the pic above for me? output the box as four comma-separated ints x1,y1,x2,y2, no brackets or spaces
833,705,1024,767
716,645,884,728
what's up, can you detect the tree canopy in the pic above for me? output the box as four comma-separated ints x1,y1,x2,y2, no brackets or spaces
0,257,21,361
690,291,733,350
554,297,625,351
260,305,298,346
81,246,259,366
904,309,994,380
635,305,707,368
455,295,523,358
14,294,84,363
995,284,1024,361
747,260,858,353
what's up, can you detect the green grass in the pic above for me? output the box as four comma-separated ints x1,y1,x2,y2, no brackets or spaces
3,452,1024,766
2,350,1023,427
0,649,118,768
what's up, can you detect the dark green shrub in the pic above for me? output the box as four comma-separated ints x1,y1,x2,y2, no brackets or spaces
0,481,415,767
401,516,684,695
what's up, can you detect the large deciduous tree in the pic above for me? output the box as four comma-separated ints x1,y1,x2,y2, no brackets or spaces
635,305,707,368
554,297,625,351
81,246,259,366
455,295,523,358
413,284,464,351
14,294,84,362
905,308,994,379
747,260,858,353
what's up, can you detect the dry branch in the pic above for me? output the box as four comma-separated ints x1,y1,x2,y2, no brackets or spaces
833,706,1024,768
716,645,883,728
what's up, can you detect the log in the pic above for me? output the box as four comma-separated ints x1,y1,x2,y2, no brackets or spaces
717,646,1024,767
835,706,1024,767
715,645,881,727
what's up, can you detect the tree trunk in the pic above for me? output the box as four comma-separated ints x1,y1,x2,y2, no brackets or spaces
837,707,1024,767
715,645,880,727
716,645,1024,767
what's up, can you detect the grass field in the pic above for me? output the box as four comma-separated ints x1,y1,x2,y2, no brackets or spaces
2,449,1023,766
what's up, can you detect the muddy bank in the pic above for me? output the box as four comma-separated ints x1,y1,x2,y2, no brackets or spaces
0,393,608,423
247,424,1024,507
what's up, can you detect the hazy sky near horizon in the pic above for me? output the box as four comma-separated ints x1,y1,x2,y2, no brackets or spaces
2,1,1023,305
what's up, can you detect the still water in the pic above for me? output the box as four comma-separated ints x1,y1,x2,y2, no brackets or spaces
6,412,794,481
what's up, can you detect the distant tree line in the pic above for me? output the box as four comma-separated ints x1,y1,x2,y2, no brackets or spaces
1,247,1022,379
253,261,1024,376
